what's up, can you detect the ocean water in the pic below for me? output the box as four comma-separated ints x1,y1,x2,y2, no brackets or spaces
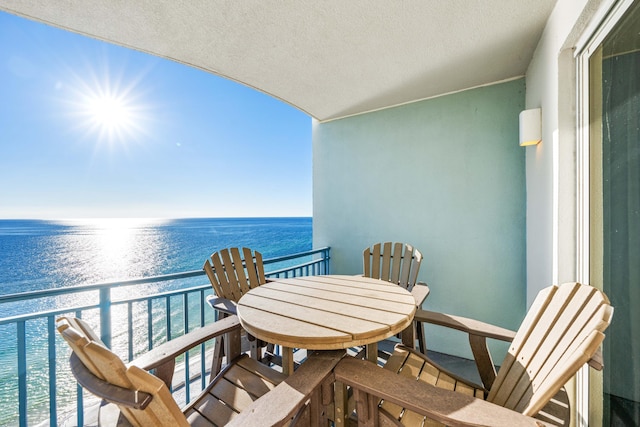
0,217,312,297
0,217,312,426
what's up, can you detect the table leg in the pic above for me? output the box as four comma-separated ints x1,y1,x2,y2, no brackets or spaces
401,323,415,348
282,346,294,376
365,342,378,364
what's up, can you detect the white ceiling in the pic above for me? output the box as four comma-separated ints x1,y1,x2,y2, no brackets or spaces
0,1,556,122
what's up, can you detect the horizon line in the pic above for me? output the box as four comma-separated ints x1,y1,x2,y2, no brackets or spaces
0,215,312,221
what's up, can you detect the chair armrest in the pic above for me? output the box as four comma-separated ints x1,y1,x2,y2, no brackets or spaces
415,309,517,390
70,352,153,410
226,350,345,427
415,309,516,342
205,295,238,315
130,315,241,371
334,357,548,427
410,282,431,307
415,309,605,386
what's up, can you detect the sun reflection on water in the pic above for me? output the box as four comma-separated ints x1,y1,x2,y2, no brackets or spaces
55,218,170,285
93,218,155,278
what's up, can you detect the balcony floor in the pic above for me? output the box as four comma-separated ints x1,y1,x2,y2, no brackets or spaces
375,338,482,384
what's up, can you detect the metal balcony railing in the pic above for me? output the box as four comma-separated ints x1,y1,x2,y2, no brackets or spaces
0,247,330,427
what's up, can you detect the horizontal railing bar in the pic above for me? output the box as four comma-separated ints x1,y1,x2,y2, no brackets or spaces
0,247,329,304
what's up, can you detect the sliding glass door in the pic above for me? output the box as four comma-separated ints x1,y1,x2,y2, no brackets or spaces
588,1,640,424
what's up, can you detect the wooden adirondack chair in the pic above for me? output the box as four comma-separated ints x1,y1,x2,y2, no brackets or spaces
57,315,344,427
363,242,429,352
204,247,267,305
203,247,276,372
378,282,613,426
56,315,287,426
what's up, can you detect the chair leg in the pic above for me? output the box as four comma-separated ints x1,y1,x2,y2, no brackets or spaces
250,336,260,360
210,335,224,381
416,321,426,354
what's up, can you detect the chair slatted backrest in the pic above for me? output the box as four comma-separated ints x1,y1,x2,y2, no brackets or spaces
203,247,266,302
363,242,422,290
487,282,613,417
56,317,188,427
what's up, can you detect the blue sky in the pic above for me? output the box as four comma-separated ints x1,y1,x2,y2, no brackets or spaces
0,11,312,219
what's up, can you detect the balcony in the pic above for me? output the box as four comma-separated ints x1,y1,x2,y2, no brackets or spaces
0,247,330,427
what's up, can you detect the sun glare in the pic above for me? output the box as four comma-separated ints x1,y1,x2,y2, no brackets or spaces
64,64,152,147
87,95,133,131
78,86,146,146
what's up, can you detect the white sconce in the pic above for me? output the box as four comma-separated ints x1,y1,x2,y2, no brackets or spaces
519,108,541,146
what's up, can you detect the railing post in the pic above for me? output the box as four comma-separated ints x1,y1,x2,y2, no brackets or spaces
127,303,134,361
75,310,84,427
148,299,153,351
47,316,57,427
324,248,330,274
183,293,191,403
17,320,27,427
99,287,112,348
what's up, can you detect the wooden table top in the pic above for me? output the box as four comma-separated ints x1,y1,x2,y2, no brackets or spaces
236,275,417,350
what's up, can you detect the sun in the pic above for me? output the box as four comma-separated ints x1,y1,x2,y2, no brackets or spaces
77,85,146,146
86,94,134,133
64,64,151,147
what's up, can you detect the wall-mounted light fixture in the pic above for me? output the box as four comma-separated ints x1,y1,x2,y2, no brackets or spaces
519,108,541,146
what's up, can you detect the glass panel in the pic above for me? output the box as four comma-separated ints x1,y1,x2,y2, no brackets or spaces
590,1,640,424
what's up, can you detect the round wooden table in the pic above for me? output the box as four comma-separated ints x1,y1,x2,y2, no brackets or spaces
236,274,417,374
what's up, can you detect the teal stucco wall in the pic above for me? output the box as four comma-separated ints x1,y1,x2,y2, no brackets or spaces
312,78,526,358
